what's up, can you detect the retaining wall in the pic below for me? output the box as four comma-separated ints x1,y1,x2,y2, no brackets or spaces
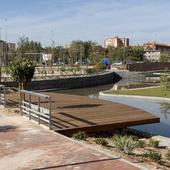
2,71,121,91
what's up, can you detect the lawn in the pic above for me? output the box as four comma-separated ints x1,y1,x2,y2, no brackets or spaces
109,86,170,98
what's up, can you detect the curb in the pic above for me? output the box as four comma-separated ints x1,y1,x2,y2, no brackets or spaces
99,91,170,102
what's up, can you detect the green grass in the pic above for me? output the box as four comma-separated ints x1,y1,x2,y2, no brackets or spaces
109,87,170,98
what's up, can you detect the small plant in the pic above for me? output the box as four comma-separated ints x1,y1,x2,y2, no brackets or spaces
112,135,137,154
72,131,88,140
95,138,108,146
148,139,159,148
144,151,162,164
165,150,170,160
137,140,146,148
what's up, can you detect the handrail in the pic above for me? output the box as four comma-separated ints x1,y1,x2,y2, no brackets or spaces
0,84,6,107
19,90,52,129
20,90,50,99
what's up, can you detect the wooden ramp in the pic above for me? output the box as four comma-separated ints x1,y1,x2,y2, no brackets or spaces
47,93,160,134
6,92,160,134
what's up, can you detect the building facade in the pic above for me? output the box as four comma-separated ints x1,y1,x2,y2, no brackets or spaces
144,50,161,62
144,42,170,54
0,40,16,66
104,36,129,48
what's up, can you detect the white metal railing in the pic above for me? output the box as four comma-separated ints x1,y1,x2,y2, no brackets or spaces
0,85,6,107
20,90,52,129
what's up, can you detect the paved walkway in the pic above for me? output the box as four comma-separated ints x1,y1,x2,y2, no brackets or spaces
0,109,144,170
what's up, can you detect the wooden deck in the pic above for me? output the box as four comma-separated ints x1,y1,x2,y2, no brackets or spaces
48,93,160,134
7,92,160,134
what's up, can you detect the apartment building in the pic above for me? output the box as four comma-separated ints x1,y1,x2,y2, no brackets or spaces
104,36,129,48
143,42,170,62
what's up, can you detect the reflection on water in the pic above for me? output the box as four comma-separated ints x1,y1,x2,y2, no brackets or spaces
160,103,170,119
99,95,170,137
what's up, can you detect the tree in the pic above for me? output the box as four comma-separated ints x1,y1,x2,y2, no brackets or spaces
7,57,35,114
16,36,43,63
125,47,144,62
7,57,35,89
160,53,169,62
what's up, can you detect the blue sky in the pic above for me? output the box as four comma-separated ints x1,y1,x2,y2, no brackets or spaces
0,0,170,46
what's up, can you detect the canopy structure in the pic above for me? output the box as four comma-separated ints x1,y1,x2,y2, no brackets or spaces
100,58,110,63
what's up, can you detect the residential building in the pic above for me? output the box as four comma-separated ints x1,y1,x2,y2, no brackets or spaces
143,42,170,62
144,50,161,62
64,44,71,49
104,36,129,48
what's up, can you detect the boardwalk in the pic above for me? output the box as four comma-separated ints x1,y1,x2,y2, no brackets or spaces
7,92,160,134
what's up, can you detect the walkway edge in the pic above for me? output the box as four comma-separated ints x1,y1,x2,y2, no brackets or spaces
99,91,170,102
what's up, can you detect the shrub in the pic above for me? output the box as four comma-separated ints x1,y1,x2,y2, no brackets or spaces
72,131,88,140
165,150,170,160
144,151,162,164
148,139,159,148
112,135,137,154
95,138,108,146
6,58,35,84
137,140,146,148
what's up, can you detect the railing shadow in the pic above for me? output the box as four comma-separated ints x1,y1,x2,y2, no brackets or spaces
0,125,18,132
58,104,102,109
32,157,119,170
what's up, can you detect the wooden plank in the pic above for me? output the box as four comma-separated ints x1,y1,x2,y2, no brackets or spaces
7,92,160,134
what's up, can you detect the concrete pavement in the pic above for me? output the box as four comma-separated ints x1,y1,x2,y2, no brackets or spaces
0,108,144,170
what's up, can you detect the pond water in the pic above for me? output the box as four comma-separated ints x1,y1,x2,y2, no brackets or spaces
55,84,170,137
99,95,170,137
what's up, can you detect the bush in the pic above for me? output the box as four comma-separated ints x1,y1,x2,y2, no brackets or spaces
72,131,88,140
6,57,35,83
144,151,162,164
165,150,170,160
148,139,159,148
137,140,146,148
85,68,96,74
112,135,137,154
95,138,108,146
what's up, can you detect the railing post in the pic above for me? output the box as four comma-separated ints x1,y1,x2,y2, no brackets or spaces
38,97,40,124
29,94,31,120
3,86,6,108
49,97,52,130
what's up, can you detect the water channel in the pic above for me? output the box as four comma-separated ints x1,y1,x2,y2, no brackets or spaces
55,83,170,137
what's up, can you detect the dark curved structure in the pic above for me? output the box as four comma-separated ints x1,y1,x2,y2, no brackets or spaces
2,71,121,91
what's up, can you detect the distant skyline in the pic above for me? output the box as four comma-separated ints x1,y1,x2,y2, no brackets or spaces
0,0,170,46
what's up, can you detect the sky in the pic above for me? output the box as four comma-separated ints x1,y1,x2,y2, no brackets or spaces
0,0,170,47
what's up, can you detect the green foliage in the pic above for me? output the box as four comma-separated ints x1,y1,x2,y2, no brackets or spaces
126,47,144,62
72,131,88,140
17,36,43,63
160,53,169,62
160,72,170,90
148,139,159,148
112,135,137,154
95,138,108,146
165,150,170,160
137,140,146,148
144,151,162,164
7,58,35,83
